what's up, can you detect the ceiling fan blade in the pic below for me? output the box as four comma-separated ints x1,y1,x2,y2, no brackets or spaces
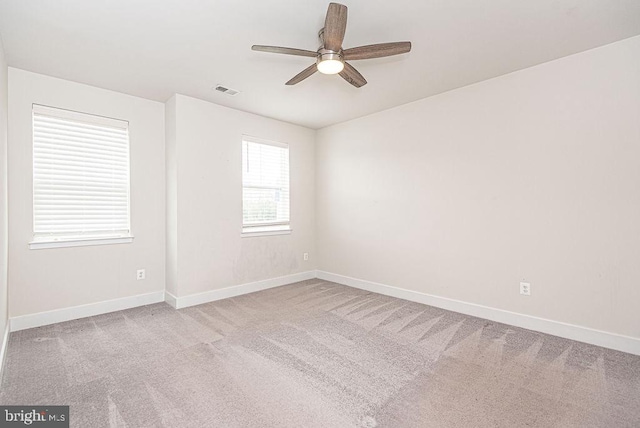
252,45,318,58
343,42,412,60
339,62,367,88
286,64,318,85
323,3,348,51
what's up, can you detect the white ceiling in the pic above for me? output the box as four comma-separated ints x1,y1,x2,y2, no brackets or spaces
1,0,639,129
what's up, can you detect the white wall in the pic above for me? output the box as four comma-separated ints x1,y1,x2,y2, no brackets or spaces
316,36,640,339
8,69,166,318
0,37,8,338
168,94,315,298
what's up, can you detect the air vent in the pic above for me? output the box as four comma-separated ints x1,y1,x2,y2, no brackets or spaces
214,85,240,96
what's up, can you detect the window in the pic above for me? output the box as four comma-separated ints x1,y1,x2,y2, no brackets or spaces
242,136,290,235
30,104,132,249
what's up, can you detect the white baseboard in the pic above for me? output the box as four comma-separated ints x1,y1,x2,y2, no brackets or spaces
165,291,178,309
9,291,166,332
0,323,9,382
170,271,316,309
316,270,640,356
9,269,637,356
8,271,316,331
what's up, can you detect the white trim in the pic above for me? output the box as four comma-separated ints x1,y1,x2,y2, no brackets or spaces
316,270,640,356
165,291,178,309
241,228,292,238
0,323,10,383
171,271,316,309
9,269,635,355
10,291,165,331
29,236,134,250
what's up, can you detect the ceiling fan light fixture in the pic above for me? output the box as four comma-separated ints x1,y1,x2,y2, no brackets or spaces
317,59,344,74
317,49,344,74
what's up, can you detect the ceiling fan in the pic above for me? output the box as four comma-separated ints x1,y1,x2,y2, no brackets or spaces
252,2,411,88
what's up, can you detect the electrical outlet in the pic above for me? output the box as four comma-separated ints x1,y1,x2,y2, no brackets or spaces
520,281,530,296
303,253,309,261
137,269,146,280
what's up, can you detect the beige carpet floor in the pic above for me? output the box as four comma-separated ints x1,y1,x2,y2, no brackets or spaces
1,279,639,427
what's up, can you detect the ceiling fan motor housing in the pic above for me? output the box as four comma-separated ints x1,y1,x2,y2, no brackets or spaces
317,48,343,64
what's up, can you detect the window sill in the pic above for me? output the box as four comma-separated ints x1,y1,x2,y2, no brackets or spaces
29,236,134,250
241,225,291,238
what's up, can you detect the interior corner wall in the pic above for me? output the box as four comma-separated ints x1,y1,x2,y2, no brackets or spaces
0,37,8,337
316,35,640,339
165,95,178,297
7,68,166,318
167,94,316,298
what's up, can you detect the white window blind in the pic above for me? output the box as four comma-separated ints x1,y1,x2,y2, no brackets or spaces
242,137,290,233
32,104,131,245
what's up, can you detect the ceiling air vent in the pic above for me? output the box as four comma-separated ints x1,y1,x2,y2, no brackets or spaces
214,85,240,96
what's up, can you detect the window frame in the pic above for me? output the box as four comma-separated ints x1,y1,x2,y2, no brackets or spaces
241,135,291,237
29,104,134,250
